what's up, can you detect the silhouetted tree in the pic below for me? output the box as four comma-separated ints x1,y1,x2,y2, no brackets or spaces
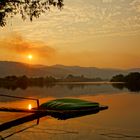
110,74,125,82
14,75,28,89
0,0,64,26
111,72,140,83
124,72,140,84
0,74,104,90
45,76,56,82
111,72,140,92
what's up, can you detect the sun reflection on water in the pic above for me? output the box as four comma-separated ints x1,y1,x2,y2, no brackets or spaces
28,104,32,110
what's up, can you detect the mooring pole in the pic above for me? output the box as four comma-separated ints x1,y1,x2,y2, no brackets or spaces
37,99,39,109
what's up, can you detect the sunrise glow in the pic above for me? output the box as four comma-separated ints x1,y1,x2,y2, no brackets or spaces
27,54,33,60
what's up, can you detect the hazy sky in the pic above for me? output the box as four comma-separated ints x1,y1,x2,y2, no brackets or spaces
0,0,140,68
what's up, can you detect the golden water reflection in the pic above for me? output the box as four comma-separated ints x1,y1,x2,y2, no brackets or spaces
0,92,140,140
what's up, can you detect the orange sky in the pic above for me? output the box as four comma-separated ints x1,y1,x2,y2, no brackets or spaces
0,0,140,69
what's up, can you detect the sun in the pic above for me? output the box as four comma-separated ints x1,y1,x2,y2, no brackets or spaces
27,54,33,60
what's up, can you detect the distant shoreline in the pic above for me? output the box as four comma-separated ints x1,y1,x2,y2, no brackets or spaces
55,81,124,85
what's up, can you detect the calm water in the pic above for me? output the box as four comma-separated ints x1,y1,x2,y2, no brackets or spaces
0,83,140,140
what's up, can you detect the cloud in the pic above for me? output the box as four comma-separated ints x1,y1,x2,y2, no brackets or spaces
0,33,55,58
130,0,140,12
1,0,139,48
102,0,112,3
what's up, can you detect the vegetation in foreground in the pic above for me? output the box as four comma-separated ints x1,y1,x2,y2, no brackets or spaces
0,0,64,27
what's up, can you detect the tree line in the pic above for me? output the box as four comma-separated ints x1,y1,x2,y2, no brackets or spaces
110,72,140,83
110,72,140,92
0,74,104,90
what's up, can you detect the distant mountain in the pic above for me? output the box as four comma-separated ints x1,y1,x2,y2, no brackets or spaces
0,61,140,79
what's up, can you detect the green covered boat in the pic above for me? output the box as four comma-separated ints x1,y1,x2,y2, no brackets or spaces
39,98,107,112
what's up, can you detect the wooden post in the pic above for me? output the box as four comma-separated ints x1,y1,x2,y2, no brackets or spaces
37,99,39,109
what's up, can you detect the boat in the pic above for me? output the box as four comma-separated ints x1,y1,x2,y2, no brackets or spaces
39,98,108,112
0,95,109,134
38,98,108,120
0,94,108,120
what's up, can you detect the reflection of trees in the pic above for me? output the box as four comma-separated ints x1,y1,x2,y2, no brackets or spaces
61,74,104,82
112,83,140,92
111,72,140,92
66,84,85,90
0,75,105,90
0,75,57,90
0,0,64,26
125,83,140,92
112,83,124,90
